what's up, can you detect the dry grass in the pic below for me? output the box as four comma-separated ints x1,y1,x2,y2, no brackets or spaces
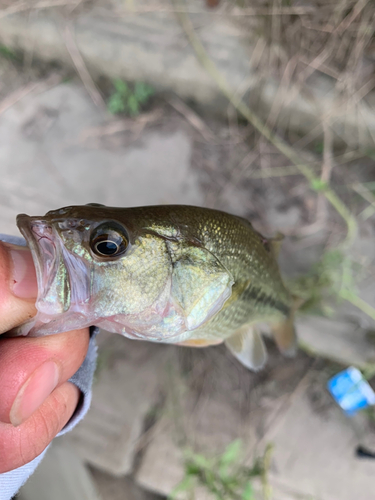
0,0,90,19
234,0,374,82
232,0,375,149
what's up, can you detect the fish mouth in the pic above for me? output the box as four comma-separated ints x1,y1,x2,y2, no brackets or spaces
16,213,69,316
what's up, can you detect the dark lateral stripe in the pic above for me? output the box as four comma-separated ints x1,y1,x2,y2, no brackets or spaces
242,285,290,316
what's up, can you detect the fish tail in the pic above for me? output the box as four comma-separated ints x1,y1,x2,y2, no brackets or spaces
271,295,304,356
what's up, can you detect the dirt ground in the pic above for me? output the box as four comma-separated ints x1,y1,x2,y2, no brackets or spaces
0,5,375,497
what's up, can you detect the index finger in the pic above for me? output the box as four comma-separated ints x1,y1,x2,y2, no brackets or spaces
0,242,38,334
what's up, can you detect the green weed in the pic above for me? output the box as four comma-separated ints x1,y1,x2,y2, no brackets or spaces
289,249,362,317
0,45,18,61
313,142,324,155
310,178,328,192
107,79,155,116
169,440,273,500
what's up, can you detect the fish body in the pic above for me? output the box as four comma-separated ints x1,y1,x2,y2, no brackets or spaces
15,205,297,370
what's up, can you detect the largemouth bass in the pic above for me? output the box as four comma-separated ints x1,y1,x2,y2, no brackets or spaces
15,204,298,370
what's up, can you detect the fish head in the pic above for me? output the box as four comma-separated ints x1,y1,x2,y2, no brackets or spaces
15,205,233,339
16,205,173,337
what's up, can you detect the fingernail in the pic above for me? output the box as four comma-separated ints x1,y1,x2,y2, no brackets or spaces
9,361,59,426
4,244,38,299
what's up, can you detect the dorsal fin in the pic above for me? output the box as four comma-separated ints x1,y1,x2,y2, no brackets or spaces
86,203,105,207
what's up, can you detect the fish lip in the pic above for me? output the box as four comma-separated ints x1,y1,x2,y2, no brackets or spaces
16,213,58,310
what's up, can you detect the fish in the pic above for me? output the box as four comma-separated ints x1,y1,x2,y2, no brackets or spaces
14,204,299,370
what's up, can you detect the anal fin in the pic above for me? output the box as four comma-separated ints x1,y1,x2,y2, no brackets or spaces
225,325,267,371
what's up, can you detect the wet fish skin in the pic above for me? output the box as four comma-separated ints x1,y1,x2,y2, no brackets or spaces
15,204,297,370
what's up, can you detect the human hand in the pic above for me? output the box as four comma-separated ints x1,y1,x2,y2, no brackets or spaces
0,242,90,473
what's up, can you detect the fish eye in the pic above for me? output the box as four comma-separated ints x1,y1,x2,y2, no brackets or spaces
90,223,129,258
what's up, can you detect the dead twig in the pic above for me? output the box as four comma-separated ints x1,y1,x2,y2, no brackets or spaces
63,23,106,110
79,109,163,144
298,120,334,236
265,55,299,131
0,0,81,18
0,74,60,116
299,56,340,80
334,0,368,35
352,183,375,221
168,96,216,142
112,4,316,16
0,83,40,116
321,123,334,185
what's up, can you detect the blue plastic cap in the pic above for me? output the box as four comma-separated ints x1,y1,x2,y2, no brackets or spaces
327,367,375,416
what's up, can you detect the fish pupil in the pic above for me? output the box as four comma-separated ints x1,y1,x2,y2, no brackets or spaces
90,222,129,258
96,240,118,255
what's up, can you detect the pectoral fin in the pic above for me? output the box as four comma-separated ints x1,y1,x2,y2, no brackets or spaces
171,246,234,331
225,325,267,371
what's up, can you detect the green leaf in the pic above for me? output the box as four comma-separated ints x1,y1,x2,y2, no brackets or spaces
0,45,18,60
134,81,155,103
127,94,140,116
242,481,254,500
113,79,129,95
169,475,195,499
186,463,200,476
247,457,264,477
310,178,328,192
107,94,126,114
191,453,212,470
219,440,242,468
314,142,324,154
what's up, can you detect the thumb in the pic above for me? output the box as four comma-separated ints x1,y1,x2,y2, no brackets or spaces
0,242,38,334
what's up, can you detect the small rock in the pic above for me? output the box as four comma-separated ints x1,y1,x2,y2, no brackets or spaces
263,390,375,500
